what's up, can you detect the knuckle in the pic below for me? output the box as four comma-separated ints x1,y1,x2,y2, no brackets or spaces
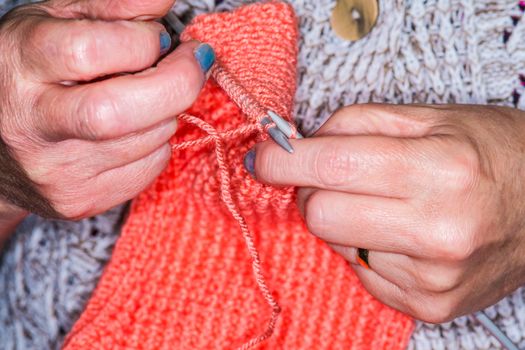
427,223,475,261
417,267,463,293
406,296,456,324
441,142,481,194
416,297,458,324
75,90,120,139
63,24,98,78
304,191,328,235
47,186,94,220
56,200,93,220
315,144,355,187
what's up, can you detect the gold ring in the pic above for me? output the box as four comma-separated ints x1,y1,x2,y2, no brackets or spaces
357,248,370,269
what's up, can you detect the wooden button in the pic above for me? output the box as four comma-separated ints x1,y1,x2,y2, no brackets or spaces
331,0,379,41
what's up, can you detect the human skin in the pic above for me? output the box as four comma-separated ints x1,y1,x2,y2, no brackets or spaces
0,0,211,242
250,104,525,323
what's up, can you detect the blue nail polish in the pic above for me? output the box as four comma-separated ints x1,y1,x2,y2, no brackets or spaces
194,43,216,73
160,32,172,54
244,149,256,178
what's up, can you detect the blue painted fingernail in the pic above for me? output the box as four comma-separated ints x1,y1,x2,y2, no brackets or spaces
160,32,171,55
194,43,215,73
244,149,256,178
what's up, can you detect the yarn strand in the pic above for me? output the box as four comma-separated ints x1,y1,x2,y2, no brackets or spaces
170,52,292,350
175,113,281,350
172,124,259,151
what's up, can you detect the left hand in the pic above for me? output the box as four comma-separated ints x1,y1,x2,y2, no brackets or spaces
248,104,525,323
0,0,208,223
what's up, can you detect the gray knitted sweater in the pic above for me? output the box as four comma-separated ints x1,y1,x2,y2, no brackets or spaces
1,0,525,349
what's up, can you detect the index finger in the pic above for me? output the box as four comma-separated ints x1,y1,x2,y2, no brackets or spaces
253,136,430,198
36,41,207,141
50,0,175,20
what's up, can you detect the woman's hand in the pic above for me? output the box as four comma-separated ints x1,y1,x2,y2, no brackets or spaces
248,104,525,323
0,0,214,231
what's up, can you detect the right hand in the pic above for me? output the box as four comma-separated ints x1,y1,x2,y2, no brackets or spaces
0,0,212,221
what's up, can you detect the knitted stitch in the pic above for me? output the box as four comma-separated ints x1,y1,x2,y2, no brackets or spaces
2,0,525,349
63,3,413,349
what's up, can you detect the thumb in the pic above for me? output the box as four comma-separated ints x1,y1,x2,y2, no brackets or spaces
51,0,175,20
315,104,442,138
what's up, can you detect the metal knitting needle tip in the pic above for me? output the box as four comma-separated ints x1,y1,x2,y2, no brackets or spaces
261,117,294,153
268,128,294,154
162,15,298,154
164,11,187,35
267,110,304,139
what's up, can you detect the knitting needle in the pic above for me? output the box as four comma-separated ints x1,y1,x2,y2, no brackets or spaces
267,110,304,139
163,11,303,153
261,116,294,153
473,312,520,350
164,11,186,37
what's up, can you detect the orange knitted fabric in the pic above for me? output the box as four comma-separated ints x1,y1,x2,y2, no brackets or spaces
64,3,414,349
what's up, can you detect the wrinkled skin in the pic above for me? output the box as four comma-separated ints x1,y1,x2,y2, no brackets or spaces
0,0,206,241
253,104,525,323
2,1,525,325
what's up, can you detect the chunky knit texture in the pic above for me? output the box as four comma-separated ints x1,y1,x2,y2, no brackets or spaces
62,3,413,349
2,0,525,349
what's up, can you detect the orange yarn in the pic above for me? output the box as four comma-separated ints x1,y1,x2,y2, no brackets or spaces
64,3,414,349
174,112,281,350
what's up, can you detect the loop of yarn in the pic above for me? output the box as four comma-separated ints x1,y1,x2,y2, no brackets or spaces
262,122,277,134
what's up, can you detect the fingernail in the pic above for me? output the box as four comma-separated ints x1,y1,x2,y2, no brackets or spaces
160,32,172,55
243,149,256,178
194,43,216,73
